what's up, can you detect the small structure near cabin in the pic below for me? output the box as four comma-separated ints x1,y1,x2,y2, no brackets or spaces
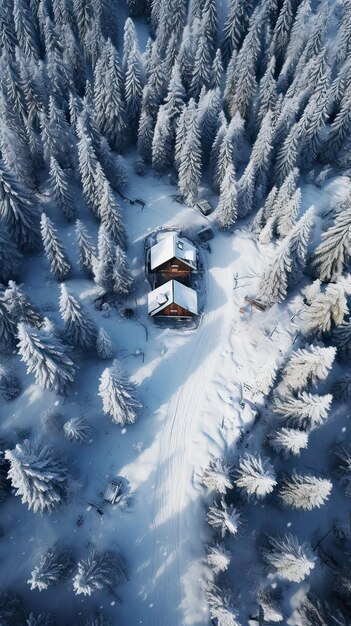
150,233,197,287
148,279,198,318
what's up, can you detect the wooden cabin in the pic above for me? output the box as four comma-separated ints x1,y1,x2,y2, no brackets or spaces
148,280,198,318
150,234,197,283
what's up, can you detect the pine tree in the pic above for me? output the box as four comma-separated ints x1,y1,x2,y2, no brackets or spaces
3,281,43,327
216,161,237,230
84,613,112,626
197,88,221,156
26,612,54,626
99,360,142,425
282,345,336,392
211,49,223,89
17,322,77,395
73,550,126,596
63,416,92,443
278,0,311,88
221,0,252,65
137,108,154,163
207,584,241,626
98,178,126,248
333,319,351,359
14,0,41,59
93,226,117,293
274,120,302,186
207,498,241,538
279,471,332,510
0,296,17,352
288,207,314,285
207,543,231,574
257,55,277,128
59,284,97,350
190,32,213,98
124,43,143,133
28,546,74,590
257,239,292,306
234,453,276,499
202,457,233,494
0,363,21,401
178,100,202,206
0,161,40,251
152,105,173,172
5,440,72,514
313,200,351,282
273,391,332,430
49,157,76,221
257,588,284,624
96,327,114,359
113,245,133,295
99,140,128,193
269,428,309,457
323,89,351,162
76,115,102,217
75,219,97,275
0,228,22,285
303,282,348,334
262,534,315,582
97,41,127,151
40,213,71,280
335,446,351,500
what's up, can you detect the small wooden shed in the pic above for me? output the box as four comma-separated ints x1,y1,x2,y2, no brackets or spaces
147,280,198,318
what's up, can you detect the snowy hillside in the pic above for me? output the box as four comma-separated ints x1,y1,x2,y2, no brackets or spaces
1,0,351,625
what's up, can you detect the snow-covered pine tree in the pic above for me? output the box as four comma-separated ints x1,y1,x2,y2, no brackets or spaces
269,428,309,457
196,88,221,156
303,282,348,334
49,156,76,221
96,327,114,359
262,534,315,582
40,213,71,280
0,228,22,285
202,457,233,494
221,0,252,65
122,17,138,72
152,105,173,173
124,43,143,134
257,588,284,624
175,103,192,172
99,359,142,426
216,161,237,230
279,471,332,510
190,32,212,98
0,590,23,626
178,99,202,206
278,0,311,89
282,345,336,392
257,239,292,306
113,245,133,295
335,446,351,499
323,88,351,163
274,120,302,186
76,114,101,217
75,219,97,275
93,226,116,293
3,281,42,328
0,363,21,401
333,318,351,359
14,0,41,59
211,49,223,89
207,543,231,574
234,453,276,499
17,322,77,395
287,207,314,285
63,416,92,444
0,295,17,352
96,41,127,151
59,284,97,350
207,497,241,538
5,439,72,514
207,584,241,626
273,391,332,430
28,546,74,590
297,594,347,626
73,550,126,596
98,177,126,248
257,55,277,129
84,613,112,626
0,160,40,251
313,198,351,281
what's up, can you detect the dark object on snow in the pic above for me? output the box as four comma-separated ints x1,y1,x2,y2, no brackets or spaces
122,308,134,318
244,296,266,311
197,227,214,242
116,189,145,210
104,480,123,504
196,199,214,216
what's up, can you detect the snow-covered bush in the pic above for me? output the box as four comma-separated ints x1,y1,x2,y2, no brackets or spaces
28,545,74,591
257,588,284,623
269,428,309,457
234,453,276,499
262,534,315,582
17,322,77,395
207,584,241,626
207,498,241,538
282,345,336,391
99,360,142,425
202,457,233,494
207,543,231,574
73,551,126,596
273,391,332,430
59,284,97,350
5,440,73,514
96,327,114,359
279,471,332,510
0,363,20,401
63,416,92,444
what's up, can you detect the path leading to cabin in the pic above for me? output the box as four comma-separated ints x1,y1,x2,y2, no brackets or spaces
146,232,237,626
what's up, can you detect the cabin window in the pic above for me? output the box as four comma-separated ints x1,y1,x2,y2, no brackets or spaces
177,241,184,250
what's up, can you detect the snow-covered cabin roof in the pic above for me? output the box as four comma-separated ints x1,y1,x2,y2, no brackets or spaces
150,234,197,270
148,280,198,316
